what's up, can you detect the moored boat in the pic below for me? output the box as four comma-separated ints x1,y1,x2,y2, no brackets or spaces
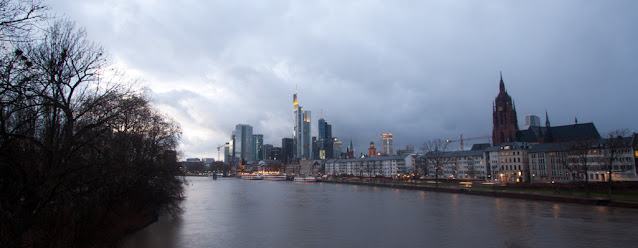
241,174,264,180
263,174,287,181
293,175,316,182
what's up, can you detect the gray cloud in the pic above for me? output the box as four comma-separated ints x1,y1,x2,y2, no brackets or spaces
49,0,638,157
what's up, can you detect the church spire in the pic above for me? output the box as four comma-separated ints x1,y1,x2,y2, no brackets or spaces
545,110,551,127
499,71,505,92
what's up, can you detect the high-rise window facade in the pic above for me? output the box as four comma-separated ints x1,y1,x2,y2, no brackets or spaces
293,90,311,159
381,133,393,155
318,118,334,159
253,134,263,161
234,124,254,162
282,138,294,164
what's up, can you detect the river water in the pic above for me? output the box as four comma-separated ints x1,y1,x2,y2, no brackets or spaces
119,177,638,248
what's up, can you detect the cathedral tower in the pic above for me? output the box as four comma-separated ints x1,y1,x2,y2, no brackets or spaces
492,72,519,146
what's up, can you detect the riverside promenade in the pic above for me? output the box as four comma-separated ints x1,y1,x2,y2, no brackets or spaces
321,179,638,209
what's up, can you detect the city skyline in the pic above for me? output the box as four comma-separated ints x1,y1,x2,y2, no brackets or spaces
47,0,638,158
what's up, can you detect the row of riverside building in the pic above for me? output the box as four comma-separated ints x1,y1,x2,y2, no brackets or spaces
325,73,638,183
412,138,638,183
323,137,638,183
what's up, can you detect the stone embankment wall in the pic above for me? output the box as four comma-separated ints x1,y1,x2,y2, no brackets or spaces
322,180,638,209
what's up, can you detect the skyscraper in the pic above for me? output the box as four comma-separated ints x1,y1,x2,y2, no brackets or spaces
224,145,230,163
293,89,311,159
333,137,343,158
318,118,334,159
521,114,541,130
234,124,254,162
227,133,236,164
381,133,393,155
253,134,263,161
263,144,273,160
282,138,294,164
312,136,319,159
492,72,519,146
270,147,282,161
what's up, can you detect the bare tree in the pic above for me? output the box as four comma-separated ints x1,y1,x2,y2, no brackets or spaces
0,0,47,42
560,138,598,195
1,20,184,247
600,129,632,196
421,139,449,187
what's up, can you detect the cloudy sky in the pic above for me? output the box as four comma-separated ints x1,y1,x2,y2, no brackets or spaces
47,0,638,159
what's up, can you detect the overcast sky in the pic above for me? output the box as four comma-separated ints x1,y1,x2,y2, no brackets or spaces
48,0,638,159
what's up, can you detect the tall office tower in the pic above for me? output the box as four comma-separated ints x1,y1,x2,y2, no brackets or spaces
224,146,230,163
492,72,519,146
521,114,541,130
227,133,236,164
318,118,334,159
282,138,294,164
293,89,311,159
234,124,254,162
263,144,273,160
318,118,326,149
270,147,282,161
312,137,319,159
381,133,393,155
333,137,343,158
253,134,263,161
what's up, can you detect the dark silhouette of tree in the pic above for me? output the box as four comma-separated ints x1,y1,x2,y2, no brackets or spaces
0,19,184,247
0,0,47,42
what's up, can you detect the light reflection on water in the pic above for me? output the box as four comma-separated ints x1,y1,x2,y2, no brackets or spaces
120,177,638,248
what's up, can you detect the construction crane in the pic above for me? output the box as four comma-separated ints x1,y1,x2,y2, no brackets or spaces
445,134,492,151
217,143,229,162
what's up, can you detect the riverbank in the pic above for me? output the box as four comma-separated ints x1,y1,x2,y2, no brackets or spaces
76,203,160,247
321,180,638,209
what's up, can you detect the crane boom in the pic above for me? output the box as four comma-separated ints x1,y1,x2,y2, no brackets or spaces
445,134,492,151
217,143,229,162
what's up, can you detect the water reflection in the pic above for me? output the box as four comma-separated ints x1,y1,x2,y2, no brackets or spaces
120,177,638,248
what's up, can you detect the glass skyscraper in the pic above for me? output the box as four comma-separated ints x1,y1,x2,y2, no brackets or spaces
234,124,254,162
318,118,334,159
293,89,311,159
253,134,263,161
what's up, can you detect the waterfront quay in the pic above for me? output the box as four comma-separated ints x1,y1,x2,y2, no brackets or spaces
321,178,638,209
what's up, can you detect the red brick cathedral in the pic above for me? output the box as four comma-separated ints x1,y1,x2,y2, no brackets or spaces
492,72,519,146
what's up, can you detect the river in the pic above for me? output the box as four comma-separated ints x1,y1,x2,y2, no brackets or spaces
119,177,638,248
